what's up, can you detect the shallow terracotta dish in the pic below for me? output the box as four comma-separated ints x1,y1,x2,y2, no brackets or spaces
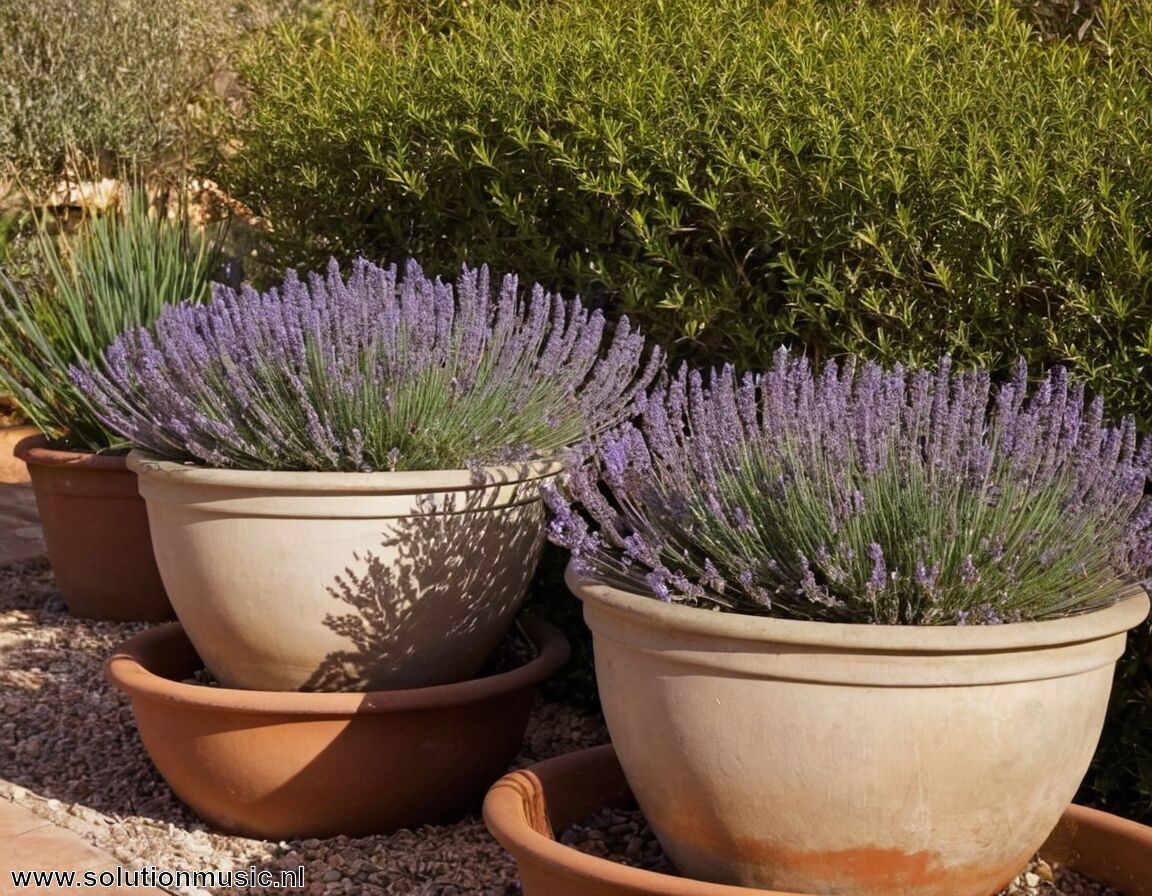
484,744,1152,896
108,617,569,839
15,434,171,621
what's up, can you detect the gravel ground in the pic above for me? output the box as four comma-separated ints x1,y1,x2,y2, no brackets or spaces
0,558,1125,896
0,558,608,895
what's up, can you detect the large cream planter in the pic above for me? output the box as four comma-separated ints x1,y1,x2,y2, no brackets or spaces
569,567,1150,896
128,450,560,692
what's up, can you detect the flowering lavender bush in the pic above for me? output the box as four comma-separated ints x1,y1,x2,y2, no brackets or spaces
72,258,660,472
547,349,1152,624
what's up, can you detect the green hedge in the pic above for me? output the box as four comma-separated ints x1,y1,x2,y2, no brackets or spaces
221,0,1152,822
225,0,1152,423
1077,629,1152,824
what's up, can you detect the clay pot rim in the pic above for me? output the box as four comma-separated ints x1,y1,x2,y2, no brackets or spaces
14,433,129,470
567,564,1150,652
483,744,1152,896
127,449,564,493
106,616,570,713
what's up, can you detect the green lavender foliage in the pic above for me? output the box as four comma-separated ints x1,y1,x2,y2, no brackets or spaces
547,355,1152,624
224,0,1152,427
0,188,223,451
75,258,658,471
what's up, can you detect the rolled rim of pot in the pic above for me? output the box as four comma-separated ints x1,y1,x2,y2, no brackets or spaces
127,448,564,494
566,564,1150,654
106,617,571,714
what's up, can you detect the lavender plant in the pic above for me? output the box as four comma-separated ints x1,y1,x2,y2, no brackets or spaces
73,258,660,472
547,349,1152,624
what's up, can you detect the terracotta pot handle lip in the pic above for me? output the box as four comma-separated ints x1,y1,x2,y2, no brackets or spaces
15,433,130,470
104,616,570,714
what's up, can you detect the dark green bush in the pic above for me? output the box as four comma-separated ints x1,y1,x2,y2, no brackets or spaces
223,0,1152,819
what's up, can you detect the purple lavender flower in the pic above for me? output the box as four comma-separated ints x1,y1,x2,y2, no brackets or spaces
72,258,661,472
549,350,1152,624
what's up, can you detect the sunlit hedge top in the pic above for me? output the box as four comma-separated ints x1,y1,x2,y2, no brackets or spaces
73,258,661,472
546,350,1152,624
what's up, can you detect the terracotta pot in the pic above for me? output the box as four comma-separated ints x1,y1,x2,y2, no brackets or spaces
106,616,570,839
569,567,1150,896
483,744,1152,896
127,451,561,691
14,435,172,621
0,424,37,483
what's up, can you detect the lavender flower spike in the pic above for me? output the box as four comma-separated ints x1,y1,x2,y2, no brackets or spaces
548,352,1152,625
72,258,662,473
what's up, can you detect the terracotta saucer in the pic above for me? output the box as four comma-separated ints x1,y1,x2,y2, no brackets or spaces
108,616,569,839
484,744,1152,896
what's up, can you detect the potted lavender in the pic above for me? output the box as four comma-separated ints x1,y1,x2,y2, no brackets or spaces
77,257,659,692
545,350,1151,896
77,257,657,839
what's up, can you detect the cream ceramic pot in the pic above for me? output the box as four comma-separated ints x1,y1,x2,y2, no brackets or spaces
129,450,560,692
570,567,1149,896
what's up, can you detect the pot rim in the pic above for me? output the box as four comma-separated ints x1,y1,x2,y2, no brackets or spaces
483,745,833,896
14,433,129,471
127,448,563,493
105,616,570,713
567,564,1150,652
483,744,1152,896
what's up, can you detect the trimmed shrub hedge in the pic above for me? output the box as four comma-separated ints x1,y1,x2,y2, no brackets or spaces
1078,630,1152,824
226,0,1152,423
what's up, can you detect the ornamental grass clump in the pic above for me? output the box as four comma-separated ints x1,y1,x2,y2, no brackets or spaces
73,258,660,472
0,186,222,451
547,349,1152,624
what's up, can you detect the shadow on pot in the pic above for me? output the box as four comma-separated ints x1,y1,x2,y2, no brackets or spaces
302,487,546,692
131,450,560,693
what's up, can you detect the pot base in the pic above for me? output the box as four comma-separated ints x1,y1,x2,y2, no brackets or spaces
484,745,1152,896
107,617,569,840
